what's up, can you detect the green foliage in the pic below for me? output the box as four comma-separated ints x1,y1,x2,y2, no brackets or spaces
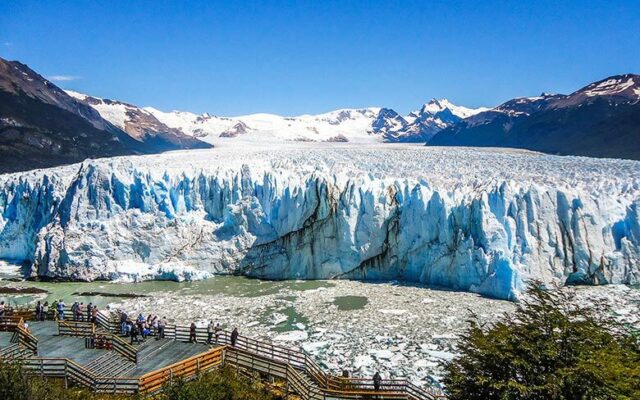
443,285,640,400
0,359,117,400
0,361,276,400
154,366,277,400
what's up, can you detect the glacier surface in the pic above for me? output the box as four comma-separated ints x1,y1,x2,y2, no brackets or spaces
0,143,638,300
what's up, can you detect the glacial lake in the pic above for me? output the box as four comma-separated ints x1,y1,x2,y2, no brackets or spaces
1,267,638,388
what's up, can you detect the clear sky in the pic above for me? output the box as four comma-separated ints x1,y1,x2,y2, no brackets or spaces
1,1,638,116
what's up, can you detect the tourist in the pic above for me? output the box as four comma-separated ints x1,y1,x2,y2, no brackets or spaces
123,320,132,337
51,300,58,320
231,327,239,347
120,311,128,334
0,301,5,316
373,372,382,391
71,301,78,321
151,316,159,335
35,301,43,321
207,320,214,344
42,301,49,321
130,322,140,345
77,302,84,321
57,299,65,320
91,306,98,324
214,323,221,344
189,322,197,343
156,317,166,340
137,314,146,341
87,302,93,322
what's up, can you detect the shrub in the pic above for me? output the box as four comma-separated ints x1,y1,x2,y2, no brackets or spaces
443,285,640,400
153,366,278,400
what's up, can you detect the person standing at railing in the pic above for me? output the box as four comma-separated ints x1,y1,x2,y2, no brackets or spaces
42,302,49,321
87,302,93,322
120,311,128,334
207,320,214,344
130,322,141,345
156,317,166,340
57,300,65,320
91,306,98,324
231,327,239,347
0,301,5,317
71,301,78,321
189,322,198,343
77,302,85,322
214,322,221,344
373,372,382,391
35,301,43,321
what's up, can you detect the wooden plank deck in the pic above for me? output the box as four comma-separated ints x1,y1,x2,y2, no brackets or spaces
0,320,215,378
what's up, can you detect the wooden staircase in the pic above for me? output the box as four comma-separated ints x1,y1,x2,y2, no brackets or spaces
85,351,136,377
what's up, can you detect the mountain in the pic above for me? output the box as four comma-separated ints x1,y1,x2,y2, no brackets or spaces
379,99,488,142
141,99,486,145
428,74,640,160
0,57,210,173
65,91,211,151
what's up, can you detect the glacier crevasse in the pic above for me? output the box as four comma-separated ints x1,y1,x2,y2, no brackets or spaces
0,148,638,300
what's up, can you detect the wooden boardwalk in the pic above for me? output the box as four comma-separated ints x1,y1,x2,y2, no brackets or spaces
0,310,446,399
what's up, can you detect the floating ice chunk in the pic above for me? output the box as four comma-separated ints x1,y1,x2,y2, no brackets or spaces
302,341,329,354
274,330,309,342
369,349,394,360
425,350,456,362
268,312,288,325
379,309,408,315
354,355,375,369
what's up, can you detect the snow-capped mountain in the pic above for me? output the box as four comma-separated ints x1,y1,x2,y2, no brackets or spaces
429,74,640,160
1,145,638,300
65,90,212,150
380,99,488,142
141,98,487,145
145,106,385,144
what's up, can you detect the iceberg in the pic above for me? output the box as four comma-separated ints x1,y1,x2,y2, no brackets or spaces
0,144,638,300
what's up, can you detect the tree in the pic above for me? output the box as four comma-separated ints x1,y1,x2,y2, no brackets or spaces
443,285,640,400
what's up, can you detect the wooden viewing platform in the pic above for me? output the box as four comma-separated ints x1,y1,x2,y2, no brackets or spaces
0,309,446,399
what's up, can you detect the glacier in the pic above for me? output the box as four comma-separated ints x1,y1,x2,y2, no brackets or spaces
0,143,638,300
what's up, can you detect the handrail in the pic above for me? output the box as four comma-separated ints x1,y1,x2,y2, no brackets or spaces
16,324,38,355
57,320,96,337
0,316,23,331
138,346,225,393
105,333,138,363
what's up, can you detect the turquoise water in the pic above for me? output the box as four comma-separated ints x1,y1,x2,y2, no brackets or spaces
0,276,335,310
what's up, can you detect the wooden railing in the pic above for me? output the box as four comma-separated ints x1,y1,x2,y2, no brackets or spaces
138,346,225,394
95,310,119,333
57,320,96,337
0,316,23,331
16,324,38,355
20,357,139,393
106,333,138,363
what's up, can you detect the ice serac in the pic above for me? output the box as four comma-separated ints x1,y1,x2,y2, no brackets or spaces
0,147,638,300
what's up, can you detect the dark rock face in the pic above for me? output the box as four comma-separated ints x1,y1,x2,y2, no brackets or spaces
0,57,211,173
428,74,640,160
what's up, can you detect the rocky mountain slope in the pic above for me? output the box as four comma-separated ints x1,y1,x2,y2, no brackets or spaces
0,58,210,173
428,74,640,160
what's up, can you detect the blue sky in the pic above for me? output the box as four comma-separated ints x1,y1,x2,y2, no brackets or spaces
1,1,638,116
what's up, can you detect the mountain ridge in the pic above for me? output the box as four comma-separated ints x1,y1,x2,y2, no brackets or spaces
428,74,640,160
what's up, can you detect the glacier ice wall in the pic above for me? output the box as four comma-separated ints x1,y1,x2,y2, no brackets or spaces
0,147,639,300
